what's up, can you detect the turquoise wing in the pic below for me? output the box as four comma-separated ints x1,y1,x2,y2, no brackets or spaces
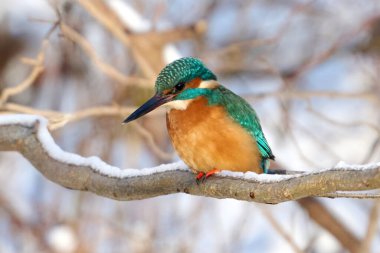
207,86,275,162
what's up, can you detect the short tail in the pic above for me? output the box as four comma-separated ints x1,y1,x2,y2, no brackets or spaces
262,157,304,175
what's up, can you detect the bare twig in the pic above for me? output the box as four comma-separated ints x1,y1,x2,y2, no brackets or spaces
59,23,152,87
0,40,47,105
1,102,164,130
77,0,156,78
291,15,380,79
210,1,314,57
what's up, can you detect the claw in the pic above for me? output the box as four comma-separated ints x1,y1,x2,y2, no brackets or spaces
195,169,220,184
196,172,205,185
205,168,220,179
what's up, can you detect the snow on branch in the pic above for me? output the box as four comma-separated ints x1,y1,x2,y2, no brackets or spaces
0,114,379,203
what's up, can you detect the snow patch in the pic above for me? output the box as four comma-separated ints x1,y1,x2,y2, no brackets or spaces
219,170,294,182
334,161,380,170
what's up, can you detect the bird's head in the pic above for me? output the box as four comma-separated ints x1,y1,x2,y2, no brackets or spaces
123,57,217,123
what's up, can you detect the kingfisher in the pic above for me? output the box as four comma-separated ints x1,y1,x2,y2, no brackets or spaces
123,57,275,182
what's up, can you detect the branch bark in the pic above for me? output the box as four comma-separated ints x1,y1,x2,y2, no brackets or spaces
0,115,379,204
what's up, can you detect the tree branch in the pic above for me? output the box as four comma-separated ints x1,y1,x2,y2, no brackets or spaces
0,115,379,204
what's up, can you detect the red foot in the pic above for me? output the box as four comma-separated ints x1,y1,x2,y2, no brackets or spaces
205,168,220,179
195,172,205,185
196,172,205,181
195,169,220,184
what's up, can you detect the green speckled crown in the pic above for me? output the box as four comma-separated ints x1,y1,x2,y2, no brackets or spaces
155,57,217,93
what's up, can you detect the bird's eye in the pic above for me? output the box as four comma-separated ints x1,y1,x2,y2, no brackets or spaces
173,82,185,93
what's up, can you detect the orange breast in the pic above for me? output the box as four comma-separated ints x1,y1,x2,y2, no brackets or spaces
166,97,262,173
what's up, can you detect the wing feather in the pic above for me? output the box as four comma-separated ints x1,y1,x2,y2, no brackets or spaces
207,86,275,160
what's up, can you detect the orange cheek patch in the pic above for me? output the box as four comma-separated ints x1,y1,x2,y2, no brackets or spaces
186,78,202,89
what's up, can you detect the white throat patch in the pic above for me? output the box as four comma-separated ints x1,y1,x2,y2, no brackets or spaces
164,99,193,110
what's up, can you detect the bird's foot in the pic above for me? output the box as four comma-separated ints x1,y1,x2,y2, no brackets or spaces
195,172,205,185
195,169,220,185
205,168,220,179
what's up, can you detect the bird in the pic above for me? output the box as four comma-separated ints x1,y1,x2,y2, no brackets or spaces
123,57,275,182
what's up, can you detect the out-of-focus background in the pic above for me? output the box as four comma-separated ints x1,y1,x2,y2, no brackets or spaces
0,0,380,252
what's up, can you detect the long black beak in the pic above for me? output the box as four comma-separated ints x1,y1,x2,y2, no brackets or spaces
123,94,172,124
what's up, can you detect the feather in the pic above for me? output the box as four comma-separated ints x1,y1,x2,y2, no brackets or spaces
206,86,275,162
